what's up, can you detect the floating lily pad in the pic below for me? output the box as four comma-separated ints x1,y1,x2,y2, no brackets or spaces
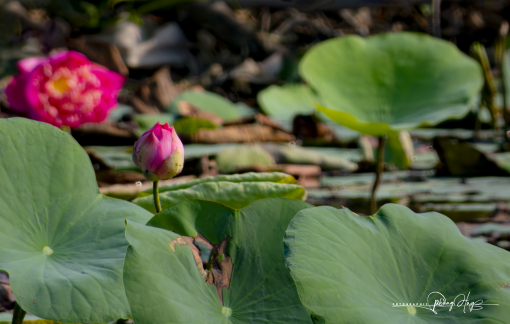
256,84,360,142
315,174,510,217
173,117,218,136
216,145,275,173
85,145,137,171
182,143,240,160
263,143,358,171
134,114,175,134
108,104,135,123
0,118,152,323
213,144,358,173
86,143,241,172
300,32,483,136
417,203,497,222
257,84,319,130
470,223,510,236
409,128,475,141
124,198,313,323
320,171,415,187
284,204,510,323
303,147,363,163
168,90,254,122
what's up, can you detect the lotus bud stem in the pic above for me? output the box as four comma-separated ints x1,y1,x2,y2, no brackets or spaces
153,181,162,214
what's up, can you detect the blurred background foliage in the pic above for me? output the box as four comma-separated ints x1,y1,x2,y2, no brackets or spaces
2,2,510,298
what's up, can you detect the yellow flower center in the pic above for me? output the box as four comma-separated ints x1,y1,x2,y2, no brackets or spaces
53,77,70,93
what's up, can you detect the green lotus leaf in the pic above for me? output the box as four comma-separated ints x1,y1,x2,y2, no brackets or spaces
85,145,137,172
263,143,358,172
86,144,248,172
155,172,300,192
216,145,275,173
168,90,254,122
257,84,320,130
181,143,239,160
134,113,175,134
0,118,152,323
284,203,510,323
300,32,483,136
134,180,306,213
124,198,314,323
173,117,218,136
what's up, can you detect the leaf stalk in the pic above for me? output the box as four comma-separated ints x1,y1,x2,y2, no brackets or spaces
12,302,26,324
371,136,386,215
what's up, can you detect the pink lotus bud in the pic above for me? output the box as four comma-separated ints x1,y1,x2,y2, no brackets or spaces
132,122,185,181
5,51,125,128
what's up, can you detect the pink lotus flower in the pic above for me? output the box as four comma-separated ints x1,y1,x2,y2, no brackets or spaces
5,51,125,128
132,122,185,181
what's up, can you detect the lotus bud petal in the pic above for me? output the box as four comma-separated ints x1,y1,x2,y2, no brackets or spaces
132,122,185,181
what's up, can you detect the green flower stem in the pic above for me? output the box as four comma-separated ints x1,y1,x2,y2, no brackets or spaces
12,302,26,324
370,136,386,215
153,181,162,214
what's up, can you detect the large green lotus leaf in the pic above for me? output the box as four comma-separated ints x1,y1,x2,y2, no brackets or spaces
257,84,320,130
151,172,299,193
124,198,313,323
134,181,306,213
133,172,306,213
124,221,225,324
300,32,483,136
284,203,510,323
0,118,152,323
